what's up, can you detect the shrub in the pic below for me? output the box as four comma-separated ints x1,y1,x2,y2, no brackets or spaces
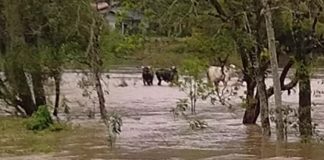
26,105,53,131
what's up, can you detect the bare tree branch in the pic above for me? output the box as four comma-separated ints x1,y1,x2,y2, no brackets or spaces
266,59,297,97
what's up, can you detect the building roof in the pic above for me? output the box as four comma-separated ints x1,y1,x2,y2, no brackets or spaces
105,1,143,21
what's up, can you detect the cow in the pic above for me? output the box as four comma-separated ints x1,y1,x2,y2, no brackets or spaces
207,64,239,90
156,66,178,86
142,66,154,86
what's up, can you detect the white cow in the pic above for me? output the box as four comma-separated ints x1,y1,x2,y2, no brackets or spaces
207,64,237,89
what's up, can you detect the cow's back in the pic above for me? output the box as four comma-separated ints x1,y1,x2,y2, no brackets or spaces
156,69,171,81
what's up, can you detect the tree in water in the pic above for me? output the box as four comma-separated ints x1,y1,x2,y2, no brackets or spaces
290,0,323,137
262,0,284,140
78,0,123,147
88,16,108,123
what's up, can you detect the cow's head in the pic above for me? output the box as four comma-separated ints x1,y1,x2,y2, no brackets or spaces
170,66,179,82
223,64,242,81
141,66,152,74
229,64,236,69
224,64,236,75
227,64,245,83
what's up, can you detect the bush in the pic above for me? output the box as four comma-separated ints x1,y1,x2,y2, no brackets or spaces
26,105,53,131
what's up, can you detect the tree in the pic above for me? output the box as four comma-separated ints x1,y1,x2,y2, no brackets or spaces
87,10,109,123
0,0,38,116
262,0,284,140
290,0,323,137
179,58,207,114
0,0,99,116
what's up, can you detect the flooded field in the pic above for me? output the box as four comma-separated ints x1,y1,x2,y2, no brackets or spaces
2,71,324,160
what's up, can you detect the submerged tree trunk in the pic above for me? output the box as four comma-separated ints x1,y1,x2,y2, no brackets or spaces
239,4,268,126
238,38,258,124
94,70,107,121
256,75,271,136
243,60,298,124
88,17,108,122
242,76,258,124
262,0,284,140
297,63,312,136
289,0,324,138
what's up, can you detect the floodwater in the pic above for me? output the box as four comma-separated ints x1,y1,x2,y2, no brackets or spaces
2,70,324,160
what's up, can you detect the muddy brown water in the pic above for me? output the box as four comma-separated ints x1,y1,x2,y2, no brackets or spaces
2,72,324,160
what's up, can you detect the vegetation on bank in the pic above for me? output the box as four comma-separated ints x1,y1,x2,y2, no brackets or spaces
0,116,77,155
123,37,241,67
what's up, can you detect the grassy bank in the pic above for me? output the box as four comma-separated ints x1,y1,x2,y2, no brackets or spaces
0,117,84,156
102,37,242,68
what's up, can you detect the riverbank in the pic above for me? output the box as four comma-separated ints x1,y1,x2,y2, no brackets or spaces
0,117,100,158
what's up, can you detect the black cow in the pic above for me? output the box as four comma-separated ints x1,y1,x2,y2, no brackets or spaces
142,66,154,86
156,66,178,86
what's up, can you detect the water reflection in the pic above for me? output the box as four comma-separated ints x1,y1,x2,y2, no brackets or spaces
244,125,263,158
241,124,324,160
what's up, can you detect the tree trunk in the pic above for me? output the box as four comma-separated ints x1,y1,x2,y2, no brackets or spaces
19,0,47,108
53,72,61,117
298,63,312,137
94,70,107,121
31,71,46,107
89,18,108,122
256,75,271,136
290,4,314,138
239,43,259,124
243,77,258,124
243,60,298,124
1,1,38,116
239,5,267,125
5,64,36,116
262,0,284,140
251,8,271,135
0,1,6,54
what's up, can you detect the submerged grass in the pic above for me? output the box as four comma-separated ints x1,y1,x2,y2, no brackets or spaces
0,116,84,156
